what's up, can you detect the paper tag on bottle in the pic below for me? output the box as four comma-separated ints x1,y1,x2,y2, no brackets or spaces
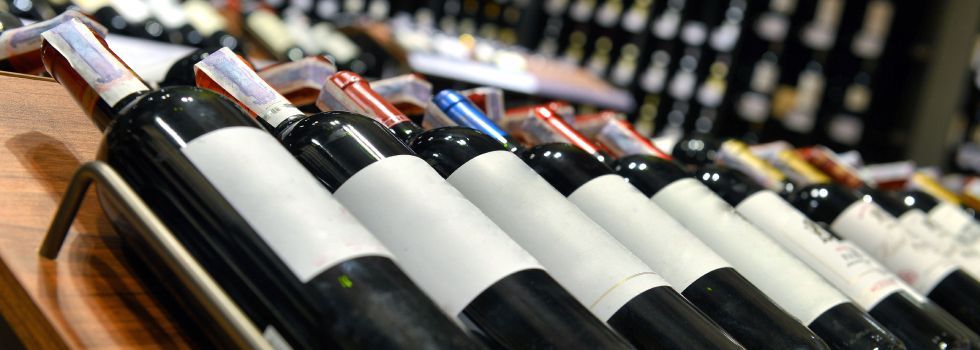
0,10,107,60
195,48,302,128
41,19,149,108
258,56,338,99
831,201,960,293
369,74,433,113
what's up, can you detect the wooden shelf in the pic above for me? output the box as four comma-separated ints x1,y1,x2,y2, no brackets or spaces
0,72,194,349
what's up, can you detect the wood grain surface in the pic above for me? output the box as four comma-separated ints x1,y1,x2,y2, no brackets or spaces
0,71,194,349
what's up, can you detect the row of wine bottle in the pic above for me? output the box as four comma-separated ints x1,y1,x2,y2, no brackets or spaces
21,17,980,349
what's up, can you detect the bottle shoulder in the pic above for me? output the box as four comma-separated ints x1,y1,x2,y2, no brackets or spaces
107,86,260,145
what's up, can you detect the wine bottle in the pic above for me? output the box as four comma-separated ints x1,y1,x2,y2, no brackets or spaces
789,179,980,334
82,0,169,41
181,0,243,52
195,55,632,349
42,21,476,349
801,146,980,278
612,154,905,349
4,0,55,21
695,165,969,350
672,136,798,194
419,90,745,349
431,101,827,349
145,0,201,45
0,10,105,75
686,137,980,347
244,8,305,61
256,56,338,107
503,105,618,168
0,10,20,31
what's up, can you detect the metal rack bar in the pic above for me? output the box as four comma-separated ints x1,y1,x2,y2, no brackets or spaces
39,161,273,350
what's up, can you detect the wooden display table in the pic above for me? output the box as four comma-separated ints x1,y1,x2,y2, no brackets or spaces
0,72,194,349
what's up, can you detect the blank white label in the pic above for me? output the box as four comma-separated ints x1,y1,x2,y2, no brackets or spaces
449,151,668,320
568,174,731,291
183,127,392,283
737,191,904,309
652,178,848,324
831,201,960,293
333,155,542,316
897,210,980,279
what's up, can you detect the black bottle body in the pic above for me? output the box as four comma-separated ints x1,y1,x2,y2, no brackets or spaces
411,127,744,349
694,165,966,349
790,183,980,335
277,112,631,349
97,87,474,349
521,143,826,349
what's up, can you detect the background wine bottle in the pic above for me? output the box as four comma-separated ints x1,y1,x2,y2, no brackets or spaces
244,7,305,61
899,190,980,256
694,164,966,350
417,90,745,349
612,153,900,350
180,0,243,52
196,57,632,349
789,181,980,334
501,102,889,349
435,101,827,349
0,10,105,75
42,22,476,349
0,10,20,31
679,137,980,347
800,146,980,278
145,0,201,45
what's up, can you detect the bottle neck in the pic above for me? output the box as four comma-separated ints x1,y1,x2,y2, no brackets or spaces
433,90,523,152
798,146,874,190
771,149,834,187
41,19,149,131
717,140,795,194
193,47,305,131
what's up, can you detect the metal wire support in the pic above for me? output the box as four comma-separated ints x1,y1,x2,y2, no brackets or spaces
39,161,272,350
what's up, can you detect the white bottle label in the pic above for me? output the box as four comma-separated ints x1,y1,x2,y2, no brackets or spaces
897,210,980,278
247,10,297,56
568,175,731,291
147,0,190,29
196,48,302,128
448,151,668,320
737,191,904,309
183,0,227,36
333,155,543,316
262,325,295,350
928,202,980,248
183,127,393,283
42,20,150,107
652,179,849,324
830,201,960,293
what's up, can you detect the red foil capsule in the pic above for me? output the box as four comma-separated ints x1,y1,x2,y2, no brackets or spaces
326,71,411,128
